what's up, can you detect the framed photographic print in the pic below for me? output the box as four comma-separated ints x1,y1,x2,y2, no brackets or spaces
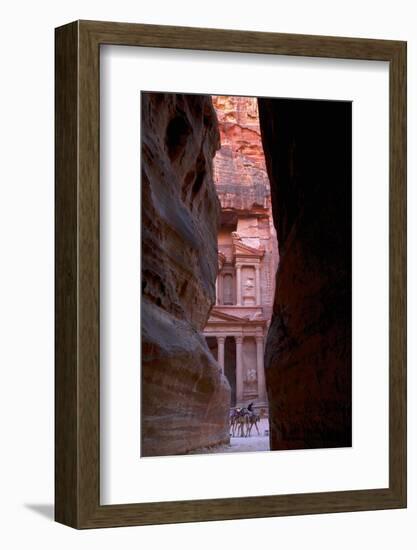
55,20,406,528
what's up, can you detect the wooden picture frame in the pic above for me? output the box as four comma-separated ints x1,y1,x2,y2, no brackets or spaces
55,20,407,529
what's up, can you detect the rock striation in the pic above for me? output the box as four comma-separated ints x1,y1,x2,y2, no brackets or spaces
212,95,271,212
258,98,352,450
141,92,230,457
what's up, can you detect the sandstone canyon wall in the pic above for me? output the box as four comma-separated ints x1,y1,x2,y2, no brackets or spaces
258,98,352,450
212,96,279,321
141,93,230,457
212,95,271,210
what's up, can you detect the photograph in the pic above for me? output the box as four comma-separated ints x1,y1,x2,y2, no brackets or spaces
141,91,352,458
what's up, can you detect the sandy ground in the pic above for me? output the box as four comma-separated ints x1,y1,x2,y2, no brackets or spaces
190,418,270,454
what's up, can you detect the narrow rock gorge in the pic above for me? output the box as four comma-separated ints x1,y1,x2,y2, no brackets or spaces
203,96,278,414
141,93,230,457
258,98,352,450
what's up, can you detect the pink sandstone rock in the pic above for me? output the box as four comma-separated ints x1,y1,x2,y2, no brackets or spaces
202,97,279,412
212,95,271,213
211,96,279,325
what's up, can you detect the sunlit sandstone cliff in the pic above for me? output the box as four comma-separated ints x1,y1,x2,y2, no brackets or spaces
202,97,278,411
141,93,230,457
211,96,279,323
212,95,272,211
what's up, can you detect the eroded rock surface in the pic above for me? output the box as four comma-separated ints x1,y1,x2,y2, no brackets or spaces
258,98,352,450
141,93,230,457
212,95,271,212
211,96,279,323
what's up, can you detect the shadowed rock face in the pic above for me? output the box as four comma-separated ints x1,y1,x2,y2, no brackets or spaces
258,98,352,450
141,93,231,457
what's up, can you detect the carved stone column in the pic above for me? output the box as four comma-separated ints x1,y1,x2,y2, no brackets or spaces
256,335,267,402
235,335,244,404
236,264,242,306
215,277,218,305
217,336,225,373
218,274,223,305
255,264,261,306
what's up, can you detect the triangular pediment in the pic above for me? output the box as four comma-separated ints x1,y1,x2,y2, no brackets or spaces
231,231,264,258
206,308,266,325
207,310,245,323
233,241,264,257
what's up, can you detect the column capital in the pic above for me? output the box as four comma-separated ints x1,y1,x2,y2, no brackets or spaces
256,335,264,343
235,335,243,345
217,335,226,344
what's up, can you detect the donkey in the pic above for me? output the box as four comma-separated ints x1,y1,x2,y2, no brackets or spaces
229,408,239,437
234,411,249,437
230,408,249,437
246,412,260,437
